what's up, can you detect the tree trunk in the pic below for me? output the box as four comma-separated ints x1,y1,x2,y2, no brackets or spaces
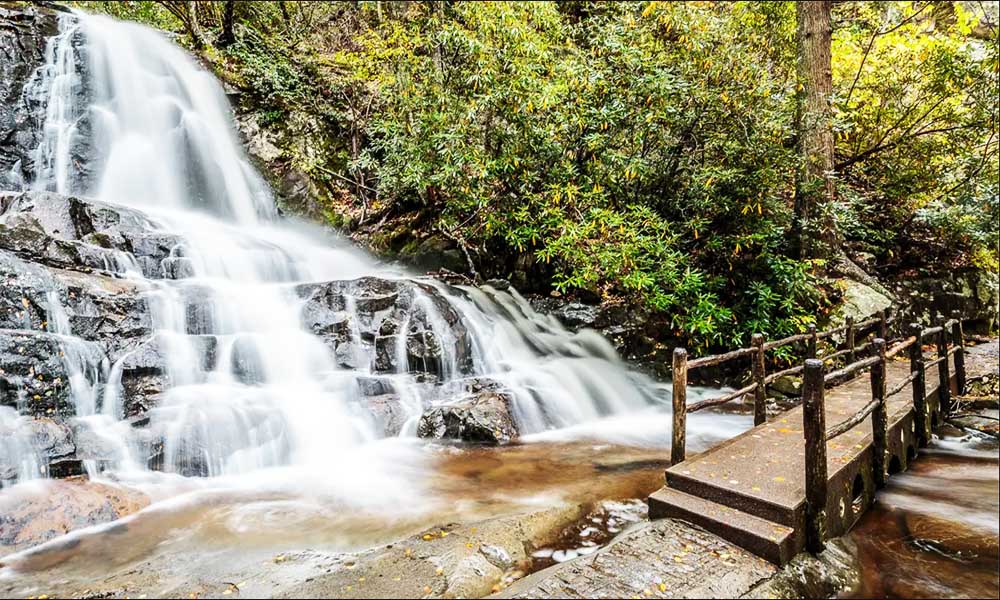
186,0,207,49
794,1,839,262
219,0,235,47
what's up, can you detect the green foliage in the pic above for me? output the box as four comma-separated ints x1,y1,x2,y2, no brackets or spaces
342,1,818,348
832,1,999,272
74,0,998,352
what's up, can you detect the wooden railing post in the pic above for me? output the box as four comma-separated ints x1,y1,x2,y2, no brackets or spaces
950,310,966,396
845,315,856,364
751,333,767,426
878,309,888,341
802,359,827,554
936,317,951,415
807,323,817,359
671,347,687,465
909,322,928,446
870,338,888,488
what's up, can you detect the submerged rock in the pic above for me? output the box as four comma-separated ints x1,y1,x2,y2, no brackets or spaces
418,390,517,444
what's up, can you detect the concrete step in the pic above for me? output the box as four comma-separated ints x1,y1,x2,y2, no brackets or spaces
647,486,798,565
665,469,800,528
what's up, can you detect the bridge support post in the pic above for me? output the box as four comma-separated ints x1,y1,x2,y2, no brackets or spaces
807,324,817,359
671,347,687,465
878,309,888,341
870,339,888,488
909,323,928,446
937,318,951,415
802,359,827,554
845,316,856,364
751,334,767,426
951,310,965,396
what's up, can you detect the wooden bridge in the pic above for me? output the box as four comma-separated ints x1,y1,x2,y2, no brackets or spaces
647,311,968,564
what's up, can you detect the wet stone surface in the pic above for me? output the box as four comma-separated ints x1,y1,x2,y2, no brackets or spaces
499,518,776,599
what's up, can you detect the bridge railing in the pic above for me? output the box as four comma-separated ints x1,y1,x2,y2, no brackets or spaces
670,309,896,465
800,311,967,553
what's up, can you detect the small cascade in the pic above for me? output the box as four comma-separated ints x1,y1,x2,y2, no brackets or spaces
28,14,85,195
0,407,44,487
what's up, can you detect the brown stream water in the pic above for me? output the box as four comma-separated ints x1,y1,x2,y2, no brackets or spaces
845,426,999,599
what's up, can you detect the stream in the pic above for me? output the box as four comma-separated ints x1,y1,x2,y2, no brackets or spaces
845,425,999,599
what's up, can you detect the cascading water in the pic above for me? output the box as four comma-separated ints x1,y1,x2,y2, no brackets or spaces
3,10,741,496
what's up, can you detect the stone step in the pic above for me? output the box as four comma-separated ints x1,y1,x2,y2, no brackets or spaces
647,486,798,565
665,469,800,528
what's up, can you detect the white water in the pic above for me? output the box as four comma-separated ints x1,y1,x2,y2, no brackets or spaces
3,11,746,498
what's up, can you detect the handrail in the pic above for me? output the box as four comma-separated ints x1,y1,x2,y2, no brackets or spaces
763,363,805,385
816,325,848,340
687,346,756,370
886,336,915,359
921,325,944,337
685,311,897,370
826,397,879,441
669,311,968,472
924,355,946,370
823,355,880,384
687,382,757,413
762,331,813,351
819,346,852,362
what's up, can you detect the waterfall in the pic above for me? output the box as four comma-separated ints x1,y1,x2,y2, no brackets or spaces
3,10,736,491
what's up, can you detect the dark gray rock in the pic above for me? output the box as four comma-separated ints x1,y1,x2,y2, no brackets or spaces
0,4,60,190
297,277,473,377
0,191,187,278
417,390,517,444
0,329,80,416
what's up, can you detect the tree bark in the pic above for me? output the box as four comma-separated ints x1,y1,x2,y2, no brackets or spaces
219,0,235,47
794,1,839,262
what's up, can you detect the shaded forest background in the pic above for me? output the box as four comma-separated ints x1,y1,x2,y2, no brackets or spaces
68,1,999,351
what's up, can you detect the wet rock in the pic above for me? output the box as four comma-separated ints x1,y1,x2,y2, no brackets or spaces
0,4,60,190
0,330,78,417
356,376,396,397
0,191,186,278
230,335,265,384
417,390,517,444
298,276,472,377
362,393,411,437
0,477,149,558
116,333,216,417
480,544,514,570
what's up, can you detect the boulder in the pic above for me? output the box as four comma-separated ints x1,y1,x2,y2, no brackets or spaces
362,393,412,438
417,390,517,444
891,269,999,334
769,375,803,397
828,278,893,332
0,477,149,558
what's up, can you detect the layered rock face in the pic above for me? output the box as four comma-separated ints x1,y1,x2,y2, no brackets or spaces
0,4,58,190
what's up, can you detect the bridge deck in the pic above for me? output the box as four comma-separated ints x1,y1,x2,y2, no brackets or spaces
649,353,956,564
